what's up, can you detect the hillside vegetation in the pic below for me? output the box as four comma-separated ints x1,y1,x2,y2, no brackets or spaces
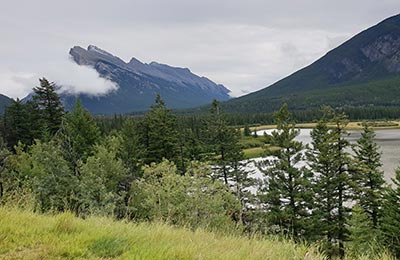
221,14,400,113
0,94,12,114
0,208,321,260
2,82,399,259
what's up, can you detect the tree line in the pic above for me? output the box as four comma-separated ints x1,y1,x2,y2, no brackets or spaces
0,78,400,259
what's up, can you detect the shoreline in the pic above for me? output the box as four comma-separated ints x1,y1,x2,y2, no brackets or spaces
247,120,400,132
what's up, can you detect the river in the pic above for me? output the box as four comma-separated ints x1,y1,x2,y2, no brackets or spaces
253,128,400,183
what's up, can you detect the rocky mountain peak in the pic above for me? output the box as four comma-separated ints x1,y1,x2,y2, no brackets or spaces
70,45,127,69
64,45,231,114
128,57,144,66
87,45,115,57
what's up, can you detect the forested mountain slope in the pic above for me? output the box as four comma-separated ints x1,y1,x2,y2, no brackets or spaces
0,94,12,114
223,14,400,113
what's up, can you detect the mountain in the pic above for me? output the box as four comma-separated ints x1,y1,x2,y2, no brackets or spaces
0,94,12,114
222,14,400,113
64,45,230,114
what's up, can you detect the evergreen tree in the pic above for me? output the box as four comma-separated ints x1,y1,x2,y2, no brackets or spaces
253,128,258,138
306,118,336,244
347,204,379,258
139,94,179,164
330,113,354,259
352,125,385,229
258,104,313,239
119,119,143,173
3,99,30,147
179,127,205,162
380,169,400,258
243,124,251,136
203,101,253,224
0,147,10,198
3,100,42,147
32,78,64,135
58,99,100,167
205,99,241,185
307,109,353,259
230,151,255,225
175,126,207,174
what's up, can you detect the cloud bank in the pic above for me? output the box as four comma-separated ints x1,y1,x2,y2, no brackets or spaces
0,0,398,99
0,55,117,99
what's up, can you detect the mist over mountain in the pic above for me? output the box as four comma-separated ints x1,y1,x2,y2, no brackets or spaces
62,45,231,114
221,14,400,113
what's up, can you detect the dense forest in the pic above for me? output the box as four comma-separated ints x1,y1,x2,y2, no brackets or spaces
177,103,400,126
1,78,400,259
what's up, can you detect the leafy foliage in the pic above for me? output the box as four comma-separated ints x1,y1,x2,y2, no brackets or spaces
0,88,398,259
78,138,129,216
3,141,76,212
134,160,240,231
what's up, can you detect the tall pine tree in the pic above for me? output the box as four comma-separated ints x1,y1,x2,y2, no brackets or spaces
139,94,179,165
380,169,400,258
32,78,64,135
58,99,100,168
205,100,241,185
352,125,385,229
347,204,379,258
119,119,143,173
307,109,353,259
3,99,42,147
258,104,313,239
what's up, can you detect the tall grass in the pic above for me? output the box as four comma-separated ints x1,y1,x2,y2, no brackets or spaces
0,207,394,260
0,207,317,260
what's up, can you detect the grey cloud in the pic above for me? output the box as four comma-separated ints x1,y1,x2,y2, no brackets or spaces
0,0,398,98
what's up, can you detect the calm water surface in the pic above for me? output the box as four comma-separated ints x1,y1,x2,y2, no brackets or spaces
255,128,400,183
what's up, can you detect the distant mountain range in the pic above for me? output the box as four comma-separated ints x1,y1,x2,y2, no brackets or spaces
221,14,400,113
0,94,12,114
62,45,231,114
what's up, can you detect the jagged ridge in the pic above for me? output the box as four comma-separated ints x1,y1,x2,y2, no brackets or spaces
65,45,230,114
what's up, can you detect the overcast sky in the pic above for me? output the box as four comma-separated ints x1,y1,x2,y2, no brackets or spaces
0,0,399,98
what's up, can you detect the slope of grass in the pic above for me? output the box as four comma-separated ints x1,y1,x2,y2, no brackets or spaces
239,136,266,149
243,147,264,159
0,207,322,260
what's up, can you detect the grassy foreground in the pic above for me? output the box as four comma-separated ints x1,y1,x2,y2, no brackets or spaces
0,207,322,260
